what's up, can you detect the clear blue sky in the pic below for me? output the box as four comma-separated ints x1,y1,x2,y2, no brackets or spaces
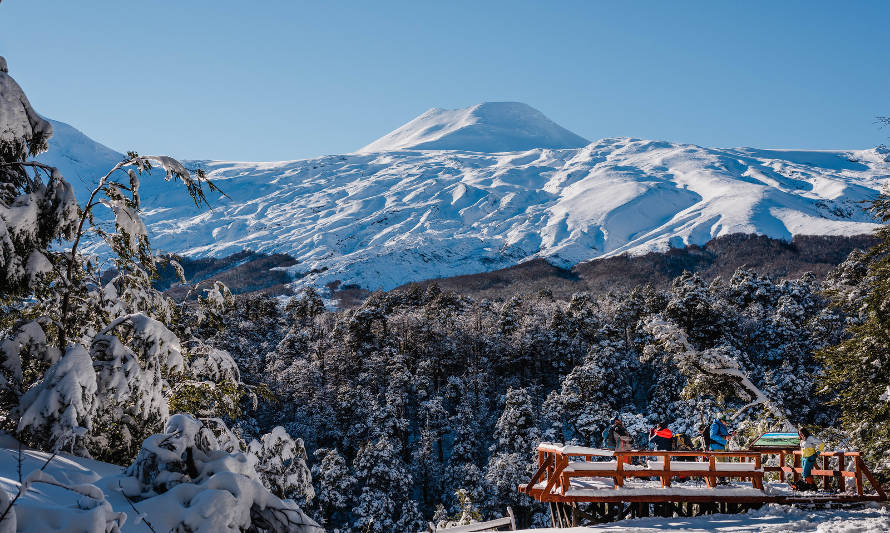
1,1,888,161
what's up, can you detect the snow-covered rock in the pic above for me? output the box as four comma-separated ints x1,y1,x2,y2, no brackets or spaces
358,101,589,153
41,107,890,292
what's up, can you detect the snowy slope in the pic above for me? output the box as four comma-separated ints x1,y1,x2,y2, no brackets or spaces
42,109,890,292
36,119,123,198
358,102,590,153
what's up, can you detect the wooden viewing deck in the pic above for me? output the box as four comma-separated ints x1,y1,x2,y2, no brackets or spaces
518,443,887,527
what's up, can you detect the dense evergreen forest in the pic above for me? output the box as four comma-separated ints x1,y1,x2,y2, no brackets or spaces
209,245,883,530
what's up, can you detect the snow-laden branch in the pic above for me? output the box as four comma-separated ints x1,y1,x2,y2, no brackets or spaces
57,153,223,348
645,316,794,430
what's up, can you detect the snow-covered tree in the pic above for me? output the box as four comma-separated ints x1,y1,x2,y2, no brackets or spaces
312,447,356,531
247,426,315,508
818,187,890,478
546,345,633,445
444,379,488,509
645,316,792,429
0,56,78,298
0,52,248,468
16,344,96,454
484,387,539,521
352,433,424,533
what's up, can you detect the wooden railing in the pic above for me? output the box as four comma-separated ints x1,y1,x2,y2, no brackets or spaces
520,443,885,501
760,449,885,498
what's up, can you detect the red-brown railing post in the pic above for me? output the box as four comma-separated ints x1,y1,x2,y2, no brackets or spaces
663,454,672,488
793,453,801,482
615,452,625,487
542,453,564,500
857,455,885,499
526,454,553,495
708,455,717,488
822,454,831,491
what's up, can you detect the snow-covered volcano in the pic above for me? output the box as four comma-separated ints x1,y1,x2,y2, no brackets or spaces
39,109,890,291
358,102,590,153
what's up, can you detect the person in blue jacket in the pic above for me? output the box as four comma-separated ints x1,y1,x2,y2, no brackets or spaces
709,414,732,451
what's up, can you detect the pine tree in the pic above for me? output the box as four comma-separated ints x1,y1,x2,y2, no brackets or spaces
0,56,78,298
484,387,539,523
248,426,315,508
311,447,356,532
412,395,448,513
548,345,633,445
352,432,424,533
445,379,487,510
818,188,890,478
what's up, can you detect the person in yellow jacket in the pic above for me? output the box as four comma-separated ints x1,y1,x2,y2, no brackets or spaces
797,427,825,491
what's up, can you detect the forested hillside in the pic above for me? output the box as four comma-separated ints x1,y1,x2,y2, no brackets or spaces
213,258,869,529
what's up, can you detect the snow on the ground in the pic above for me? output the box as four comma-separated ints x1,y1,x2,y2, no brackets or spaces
0,443,130,532
0,431,322,532
39,106,890,291
518,503,890,532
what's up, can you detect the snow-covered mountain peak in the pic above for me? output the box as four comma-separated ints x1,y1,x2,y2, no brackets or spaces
357,101,590,153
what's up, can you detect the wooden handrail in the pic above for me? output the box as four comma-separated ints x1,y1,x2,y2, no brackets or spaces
531,444,886,498
525,454,552,494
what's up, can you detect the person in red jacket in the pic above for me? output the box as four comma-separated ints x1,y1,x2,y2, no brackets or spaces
648,422,674,451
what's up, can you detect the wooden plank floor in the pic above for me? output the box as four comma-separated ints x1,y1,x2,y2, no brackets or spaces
522,485,886,504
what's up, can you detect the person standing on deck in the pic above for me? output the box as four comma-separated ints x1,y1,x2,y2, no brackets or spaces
694,424,712,452
648,422,673,451
796,427,825,491
709,414,732,451
602,417,633,460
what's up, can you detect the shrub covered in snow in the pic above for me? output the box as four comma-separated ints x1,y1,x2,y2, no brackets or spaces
120,414,323,532
247,425,315,508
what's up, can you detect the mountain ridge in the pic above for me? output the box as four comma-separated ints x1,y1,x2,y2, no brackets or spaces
37,109,890,292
